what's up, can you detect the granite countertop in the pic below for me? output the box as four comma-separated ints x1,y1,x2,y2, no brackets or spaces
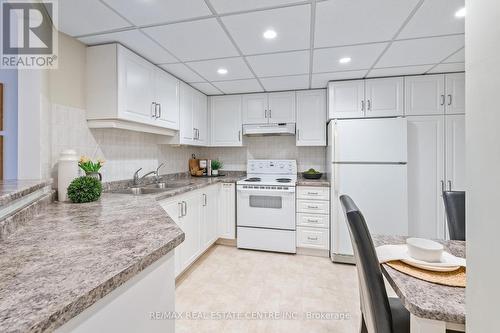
372,235,465,324
0,174,247,333
0,179,53,207
296,174,330,187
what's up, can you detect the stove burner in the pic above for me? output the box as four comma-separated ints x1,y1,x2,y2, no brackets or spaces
276,178,292,183
245,177,262,182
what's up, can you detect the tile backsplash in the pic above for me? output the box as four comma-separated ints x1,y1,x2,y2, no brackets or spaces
48,104,326,182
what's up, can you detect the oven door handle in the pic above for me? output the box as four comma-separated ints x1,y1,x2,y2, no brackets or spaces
237,188,296,196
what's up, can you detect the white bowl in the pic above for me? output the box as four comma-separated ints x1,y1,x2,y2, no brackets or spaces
406,238,444,263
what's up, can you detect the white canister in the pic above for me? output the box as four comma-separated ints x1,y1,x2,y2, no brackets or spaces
58,149,79,202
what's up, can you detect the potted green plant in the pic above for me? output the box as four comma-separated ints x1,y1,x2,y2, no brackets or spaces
211,159,223,176
67,176,103,203
79,156,104,181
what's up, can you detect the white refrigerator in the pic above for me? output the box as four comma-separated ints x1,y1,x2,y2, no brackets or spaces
327,118,408,263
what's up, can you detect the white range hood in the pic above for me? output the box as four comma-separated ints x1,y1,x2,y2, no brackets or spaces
242,123,296,136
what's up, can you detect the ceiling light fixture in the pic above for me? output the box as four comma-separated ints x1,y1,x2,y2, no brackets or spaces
455,7,466,18
217,68,228,75
263,29,277,40
339,57,352,64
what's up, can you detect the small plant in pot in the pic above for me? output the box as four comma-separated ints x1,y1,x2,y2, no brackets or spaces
79,156,104,181
67,176,103,203
211,159,223,176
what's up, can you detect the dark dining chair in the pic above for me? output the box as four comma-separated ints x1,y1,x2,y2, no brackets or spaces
443,191,466,241
339,195,410,333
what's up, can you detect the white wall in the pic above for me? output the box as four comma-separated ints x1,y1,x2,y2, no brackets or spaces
465,0,500,331
200,136,326,172
0,69,18,179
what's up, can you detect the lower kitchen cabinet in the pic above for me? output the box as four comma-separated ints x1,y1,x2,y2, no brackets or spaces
160,183,234,278
296,186,330,256
218,183,236,240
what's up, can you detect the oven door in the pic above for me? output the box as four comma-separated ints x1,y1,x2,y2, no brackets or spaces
237,186,296,230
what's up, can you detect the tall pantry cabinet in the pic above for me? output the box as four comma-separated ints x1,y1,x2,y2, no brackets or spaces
406,73,465,239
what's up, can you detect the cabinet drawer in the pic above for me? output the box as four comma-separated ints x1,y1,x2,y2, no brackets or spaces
297,213,329,228
297,227,329,250
297,186,329,200
297,200,329,214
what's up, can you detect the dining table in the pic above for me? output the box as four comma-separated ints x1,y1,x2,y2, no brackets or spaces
372,235,466,333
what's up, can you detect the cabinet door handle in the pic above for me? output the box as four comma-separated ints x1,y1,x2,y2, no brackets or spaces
178,202,183,218
367,100,371,111
158,103,162,118
269,109,272,118
182,201,187,216
238,130,241,142
440,180,445,194
297,129,300,141
447,94,452,106
448,180,452,191
440,95,445,105
203,194,207,206
151,102,156,118
264,109,268,118
361,100,365,111
307,236,318,241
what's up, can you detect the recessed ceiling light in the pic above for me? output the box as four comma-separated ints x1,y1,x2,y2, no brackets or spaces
217,68,228,75
339,57,352,64
263,29,277,40
455,7,466,18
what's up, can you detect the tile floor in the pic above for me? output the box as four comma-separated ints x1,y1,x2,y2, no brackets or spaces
175,245,362,333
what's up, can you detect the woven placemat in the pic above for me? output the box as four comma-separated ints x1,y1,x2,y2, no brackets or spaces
386,260,466,288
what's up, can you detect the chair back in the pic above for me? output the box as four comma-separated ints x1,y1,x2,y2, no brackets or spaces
340,195,393,333
443,191,466,241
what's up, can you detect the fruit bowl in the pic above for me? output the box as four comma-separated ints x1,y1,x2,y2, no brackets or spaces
302,172,323,179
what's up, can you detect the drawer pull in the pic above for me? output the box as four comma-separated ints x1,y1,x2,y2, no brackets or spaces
307,192,319,195
307,236,319,241
307,205,319,209
307,219,319,223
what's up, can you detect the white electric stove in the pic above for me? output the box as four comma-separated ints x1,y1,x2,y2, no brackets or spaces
236,160,297,253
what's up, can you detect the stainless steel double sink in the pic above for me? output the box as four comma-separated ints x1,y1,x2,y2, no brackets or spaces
112,181,194,195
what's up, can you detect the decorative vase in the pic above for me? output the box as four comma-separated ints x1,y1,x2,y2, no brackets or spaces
212,169,219,176
86,172,102,181
58,149,79,202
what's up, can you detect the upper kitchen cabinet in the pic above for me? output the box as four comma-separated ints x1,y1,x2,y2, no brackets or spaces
242,92,295,124
86,44,179,135
328,78,403,119
296,90,326,146
405,73,465,116
167,82,208,146
364,77,404,118
210,95,243,147
328,80,365,119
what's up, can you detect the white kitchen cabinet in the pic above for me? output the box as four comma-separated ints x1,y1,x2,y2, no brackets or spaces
210,95,243,147
159,199,185,276
200,185,219,249
365,77,404,118
405,75,445,116
268,91,296,123
328,78,402,119
328,80,365,119
179,82,195,143
405,73,465,116
242,93,268,124
86,44,179,135
445,115,465,191
193,89,208,146
218,183,236,240
242,92,295,124
296,89,326,146
155,70,179,130
445,73,465,115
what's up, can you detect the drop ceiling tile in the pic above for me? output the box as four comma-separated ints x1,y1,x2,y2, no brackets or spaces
210,0,303,14
186,57,254,81
315,0,419,47
213,79,263,94
311,70,368,89
377,35,464,68
221,5,310,55
59,0,131,37
313,43,388,73
260,75,310,91
102,0,211,26
444,48,465,63
79,30,178,64
398,0,465,39
428,62,465,74
246,51,310,77
367,65,433,78
160,63,205,83
191,83,223,95
143,18,239,61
